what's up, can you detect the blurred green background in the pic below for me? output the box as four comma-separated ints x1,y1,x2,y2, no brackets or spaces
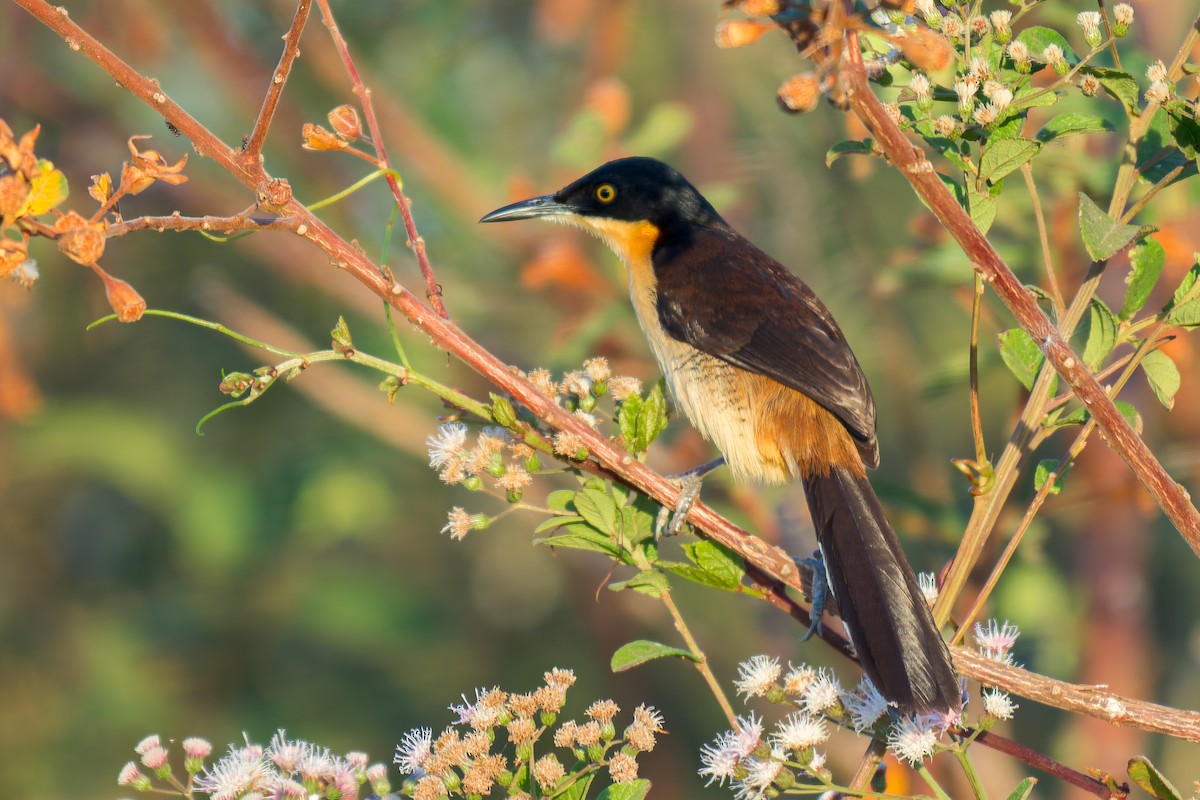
2,1,1200,797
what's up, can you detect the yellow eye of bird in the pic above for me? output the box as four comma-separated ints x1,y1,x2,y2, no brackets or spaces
596,184,616,203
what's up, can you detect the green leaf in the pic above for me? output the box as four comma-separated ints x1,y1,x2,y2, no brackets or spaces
574,485,619,536
1167,298,1200,328
997,328,1044,391
490,393,517,428
596,780,652,800
1136,109,1198,185
1035,113,1116,143
1079,67,1141,116
331,316,353,350
1043,406,1088,429
609,568,670,597
967,179,1000,233
1044,401,1139,431
1018,27,1078,65
980,138,1041,182
1082,299,1119,371
1141,349,1181,409
546,489,577,512
533,514,583,534
826,139,877,167
557,774,596,800
534,525,622,557
937,172,967,210
17,159,69,216
1005,778,1038,800
1078,192,1150,261
663,540,745,592
636,382,668,451
1116,400,1142,431
618,394,643,449
1168,109,1200,160
1121,238,1166,319
1128,757,1183,800
1170,262,1200,308
1011,84,1059,112
618,504,655,547
611,640,698,672
1034,459,1069,495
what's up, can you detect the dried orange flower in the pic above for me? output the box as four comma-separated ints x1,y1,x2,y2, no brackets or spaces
94,264,146,323
327,105,362,140
737,0,781,15
54,210,107,265
0,120,39,176
89,172,113,205
121,135,188,195
0,171,30,222
898,28,954,72
302,123,346,152
716,19,772,49
777,73,823,113
0,237,29,279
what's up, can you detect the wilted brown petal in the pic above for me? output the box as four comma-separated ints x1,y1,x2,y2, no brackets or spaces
89,172,113,204
0,173,31,220
899,28,954,73
302,123,346,151
95,265,146,323
0,122,39,175
327,105,363,139
777,73,823,113
0,238,29,279
121,135,188,195
715,19,771,49
54,209,107,265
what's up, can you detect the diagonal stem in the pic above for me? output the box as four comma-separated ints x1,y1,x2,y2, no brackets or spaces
241,0,312,162
312,0,448,319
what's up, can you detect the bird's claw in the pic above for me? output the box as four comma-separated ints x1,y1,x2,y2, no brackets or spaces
654,471,705,539
796,552,828,641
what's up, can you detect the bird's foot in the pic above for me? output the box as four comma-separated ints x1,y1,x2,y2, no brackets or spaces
796,551,829,641
653,457,725,540
654,471,704,539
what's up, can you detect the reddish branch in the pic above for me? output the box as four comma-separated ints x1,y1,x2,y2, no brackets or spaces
837,61,1200,556
106,212,301,238
241,0,311,162
14,0,1199,769
311,0,448,319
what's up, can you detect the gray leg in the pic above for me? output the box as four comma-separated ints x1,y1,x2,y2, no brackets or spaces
654,457,726,539
796,550,831,641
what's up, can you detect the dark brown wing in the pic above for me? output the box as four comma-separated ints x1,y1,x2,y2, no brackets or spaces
654,226,879,467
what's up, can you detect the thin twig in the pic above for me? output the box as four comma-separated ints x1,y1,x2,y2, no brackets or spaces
1020,162,1066,318
973,731,1122,798
957,647,1200,743
106,212,301,238
658,589,738,728
311,0,448,318
242,0,312,162
968,273,986,465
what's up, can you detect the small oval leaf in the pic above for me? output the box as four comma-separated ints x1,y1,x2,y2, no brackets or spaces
611,640,699,672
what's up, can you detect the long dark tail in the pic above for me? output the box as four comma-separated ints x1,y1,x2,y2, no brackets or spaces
802,466,960,715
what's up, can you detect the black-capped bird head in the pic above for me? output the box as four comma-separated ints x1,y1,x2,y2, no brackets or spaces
479,157,726,262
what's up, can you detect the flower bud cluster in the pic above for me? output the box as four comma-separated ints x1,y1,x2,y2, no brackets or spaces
395,669,663,799
709,650,1019,781
118,732,390,800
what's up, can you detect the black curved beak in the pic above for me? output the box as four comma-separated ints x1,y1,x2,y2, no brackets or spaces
479,194,571,224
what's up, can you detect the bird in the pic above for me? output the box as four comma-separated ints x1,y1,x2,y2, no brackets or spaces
480,156,960,715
